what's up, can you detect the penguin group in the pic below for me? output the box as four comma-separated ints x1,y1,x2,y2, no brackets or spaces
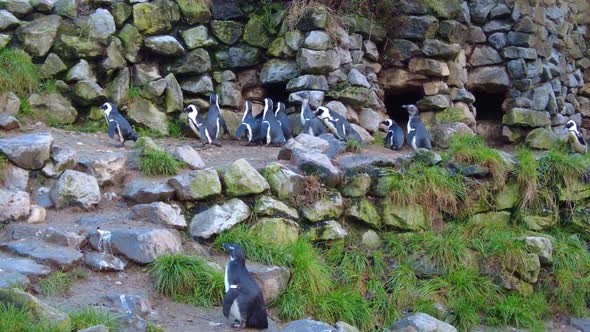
379,104,432,151
183,93,229,147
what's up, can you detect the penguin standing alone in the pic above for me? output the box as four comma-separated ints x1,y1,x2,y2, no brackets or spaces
235,100,263,145
299,92,327,136
275,101,293,140
314,106,363,142
260,98,286,146
566,120,588,154
403,104,432,150
200,93,229,147
222,243,268,329
100,102,138,147
380,119,404,150
183,104,204,140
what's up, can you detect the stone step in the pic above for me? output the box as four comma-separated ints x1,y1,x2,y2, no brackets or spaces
0,252,52,278
0,238,82,270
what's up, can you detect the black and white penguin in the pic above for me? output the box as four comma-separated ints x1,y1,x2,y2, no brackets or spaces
100,102,138,147
235,101,263,145
183,104,204,140
222,243,268,329
275,101,293,140
260,98,286,146
566,120,587,154
314,106,363,142
299,92,327,137
380,119,404,150
403,104,432,150
200,93,228,147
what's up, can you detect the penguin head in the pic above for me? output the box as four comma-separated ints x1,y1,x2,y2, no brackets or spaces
99,102,115,115
566,120,578,131
183,104,198,114
402,104,419,116
380,119,394,128
314,106,331,120
222,243,245,262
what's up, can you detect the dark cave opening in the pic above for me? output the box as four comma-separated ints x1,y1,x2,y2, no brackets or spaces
473,89,507,143
384,87,425,129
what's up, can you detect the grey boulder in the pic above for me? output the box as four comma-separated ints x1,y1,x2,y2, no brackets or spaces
0,133,54,170
190,198,250,239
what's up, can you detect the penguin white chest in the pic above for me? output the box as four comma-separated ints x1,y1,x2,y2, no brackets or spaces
230,301,241,321
323,119,338,137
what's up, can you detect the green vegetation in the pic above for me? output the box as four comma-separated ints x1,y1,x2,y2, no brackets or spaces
486,293,548,330
147,322,166,332
0,303,61,332
39,269,87,296
138,145,183,176
17,96,33,119
127,85,144,101
0,48,40,96
38,80,58,94
372,132,386,146
51,120,108,133
69,306,121,331
345,139,362,153
148,254,224,307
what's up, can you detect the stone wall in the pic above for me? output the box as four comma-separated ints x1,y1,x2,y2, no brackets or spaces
0,0,589,148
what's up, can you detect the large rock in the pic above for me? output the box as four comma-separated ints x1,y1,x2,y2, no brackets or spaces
50,170,100,209
210,20,243,45
27,93,77,125
515,253,540,284
216,44,261,68
247,263,290,303
181,75,213,96
0,92,20,115
525,128,560,150
177,0,211,24
174,145,205,169
66,59,96,82
1,164,29,191
300,191,343,222
502,108,551,127
0,239,82,270
260,59,300,85
468,211,511,227
89,228,182,264
122,179,175,203
409,58,449,77
181,25,217,49
291,149,340,187
169,48,211,75
130,202,187,229
306,220,347,241
0,189,30,222
82,152,127,187
389,313,457,332
165,73,183,113
469,46,502,66
0,288,71,331
382,200,428,231
0,10,20,31
88,8,116,40
15,15,61,57
0,255,51,278
73,80,107,106
144,35,185,56
252,218,299,246
128,98,169,134
340,173,371,198
53,35,103,60
494,182,519,210
0,113,19,131
467,66,510,92
422,39,461,59
430,122,475,148
4,225,85,249
523,214,556,230
303,30,330,51
297,48,340,75
190,198,250,239
243,16,272,48
132,0,180,35
167,169,221,201
220,159,269,197
417,95,451,111
119,24,143,63
286,75,329,92
282,320,336,332
391,15,439,40
254,195,298,220
0,133,53,170
525,236,553,265
261,162,305,199
346,198,381,227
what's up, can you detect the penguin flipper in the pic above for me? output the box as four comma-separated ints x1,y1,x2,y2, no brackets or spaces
107,121,117,139
220,117,229,135
223,288,240,318
385,131,393,148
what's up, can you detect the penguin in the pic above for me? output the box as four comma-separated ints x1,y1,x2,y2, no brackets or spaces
380,119,404,150
100,102,139,147
314,106,363,143
235,100,264,145
183,104,204,140
403,104,432,150
200,93,229,147
565,120,587,154
299,92,327,137
259,98,286,146
222,243,268,329
275,101,293,140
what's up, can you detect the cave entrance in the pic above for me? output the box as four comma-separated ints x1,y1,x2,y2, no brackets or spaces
384,87,425,130
248,84,290,116
473,89,507,145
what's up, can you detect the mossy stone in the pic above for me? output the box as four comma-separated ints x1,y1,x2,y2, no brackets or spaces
494,182,519,210
285,30,303,51
0,288,71,330
181,25,217,49
252,218,299,245
254,195,298,219
340,173,371,197
111,3,132,27
210,20,244,45
132,0,180,35
327,85,370,107
468,211,511,228
119,24,143,63
221,159,269,197
177,0,211,24
515,253,540,283
381,200,428,231
300,192,343,222
559,181,590,202
190,169,222,200
54,35,103,60
243,16,272,48
523,214,556,231
261,162,305,199
267,37,286,57
435,107,470,124
306,220,347,241
346,198,381,227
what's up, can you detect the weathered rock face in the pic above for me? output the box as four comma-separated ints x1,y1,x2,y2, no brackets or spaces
123,180,175,204
89,228,182,264
252,218,299,246
261,162,306,200
50,170,101,209
130,202,187,229
82,152,127,187
27,93,78,125
389,313,457,332
0,133,54,170
190,198,250,239
220,159,269,197
0,239,83,270
247,263,290,304
168,169,222,201
0,189,30,222
301,192,343,222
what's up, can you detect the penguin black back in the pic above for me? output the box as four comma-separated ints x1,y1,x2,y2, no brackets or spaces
404,104,432,150
275,102,293,140
260,98,286,146
100,102,138,146
381,119,404,150
222,243,268,329
236,101,263,145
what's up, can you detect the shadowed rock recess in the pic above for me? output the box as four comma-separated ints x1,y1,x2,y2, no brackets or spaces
0,0,590,331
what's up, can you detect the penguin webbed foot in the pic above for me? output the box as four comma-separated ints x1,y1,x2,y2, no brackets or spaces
230,320,245,328
212,140,222,147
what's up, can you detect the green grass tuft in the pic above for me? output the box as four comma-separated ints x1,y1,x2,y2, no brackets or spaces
314,287,372,330
345,139,362,153
137,127,167,139
17,96,33,119
147,322,167,332
128,85,144,101
139,148,183,176
213,225,291,266
69,306,122,331
372,132,386,146
514,147,539,210
0,48,40,96
38,80,58,94
486,293,548,330
148,254,224,307
39,271,78,296
0,303,62,332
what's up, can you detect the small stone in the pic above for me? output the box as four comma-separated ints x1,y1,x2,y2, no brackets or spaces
26,205,46,224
